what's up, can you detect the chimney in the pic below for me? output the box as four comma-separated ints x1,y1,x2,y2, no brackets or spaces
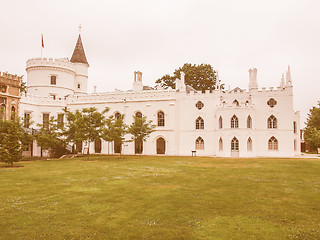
134,71,142,82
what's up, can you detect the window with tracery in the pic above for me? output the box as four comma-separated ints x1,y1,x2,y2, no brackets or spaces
268,136,278,150
195,101,204,110
196,137,204,150
157,111,165,126
247,137,252,151
219,116,223,129
267,98,277,108
231,137,239,151
196,117,204,129
267,115,277,129
247,115,252,129
231,115,239,128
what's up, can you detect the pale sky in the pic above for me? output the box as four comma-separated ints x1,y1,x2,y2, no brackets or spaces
0,0,319,126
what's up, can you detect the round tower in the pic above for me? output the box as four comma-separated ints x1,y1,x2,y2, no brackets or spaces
70,34,89,95
26,57,76,98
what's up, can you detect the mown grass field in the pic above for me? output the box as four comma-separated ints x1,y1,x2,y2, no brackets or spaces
0,155,320,240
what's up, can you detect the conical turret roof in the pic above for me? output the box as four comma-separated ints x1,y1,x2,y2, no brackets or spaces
70,34,89,65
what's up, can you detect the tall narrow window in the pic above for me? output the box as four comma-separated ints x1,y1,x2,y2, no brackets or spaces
231,115,239,128
293,121,297,134
268,136,278,150
247,137,252,151
43,113,49,129
57,113,64,128
267,115,277,129
231,137,239,151
11,106,16,121
247,115,252,129
24,112,31,128
0,97,6,121
219,137,223,151
294,139,297,151
196,116,204,129
219,116,223,129
157,111,165,126
50,76,56,85
195,137,204,150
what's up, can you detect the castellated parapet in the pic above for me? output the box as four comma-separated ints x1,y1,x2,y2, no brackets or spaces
26,58,76,98
26,58,75,73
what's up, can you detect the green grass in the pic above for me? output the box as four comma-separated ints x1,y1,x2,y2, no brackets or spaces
1,156,320,240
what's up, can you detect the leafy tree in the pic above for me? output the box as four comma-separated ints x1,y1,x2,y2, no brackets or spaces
304,102,320,150
20,79,27,96
102,114,127,154
155,63,222,91
35,116,66,158
128,115,156,154
0,120,32,166
64,107,108,159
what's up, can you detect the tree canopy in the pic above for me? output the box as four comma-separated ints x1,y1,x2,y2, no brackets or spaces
155,63,221,91
128,115,156,142
304,102,320,150
64,107,108,159
35,116,66,158
0,119,32,166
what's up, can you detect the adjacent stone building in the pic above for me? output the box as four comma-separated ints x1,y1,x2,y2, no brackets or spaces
0,72,22,121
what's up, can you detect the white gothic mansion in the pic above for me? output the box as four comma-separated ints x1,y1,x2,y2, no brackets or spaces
20,34,301,157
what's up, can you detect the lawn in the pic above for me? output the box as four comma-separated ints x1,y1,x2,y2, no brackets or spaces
0,155,320,240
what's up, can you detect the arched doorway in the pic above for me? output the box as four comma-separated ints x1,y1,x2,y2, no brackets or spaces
114,140,122,154
76,141,83,154
156,137,166,154
135,138,143,154
95,139,101,153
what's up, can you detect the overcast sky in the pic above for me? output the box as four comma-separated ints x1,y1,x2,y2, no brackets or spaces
0,0,319,126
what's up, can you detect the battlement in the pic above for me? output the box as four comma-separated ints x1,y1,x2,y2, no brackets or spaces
0,71,22,89
26,58,75,72
70,89,177,104
0,71,22,81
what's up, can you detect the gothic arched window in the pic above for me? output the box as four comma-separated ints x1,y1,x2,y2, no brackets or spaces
219,116,223,129
114,112,121,119
196,117,204,129
231,137,239,151
231,115,239,128
135,111,142,118
219,137,223,151
247,115,252,129
247,137,252,151
157,111,165,127
233,99,239,106
268,136,278,150
196,137,204,150
267,115,277,129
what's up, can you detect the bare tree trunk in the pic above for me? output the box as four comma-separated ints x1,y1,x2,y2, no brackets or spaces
87,141,90,161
